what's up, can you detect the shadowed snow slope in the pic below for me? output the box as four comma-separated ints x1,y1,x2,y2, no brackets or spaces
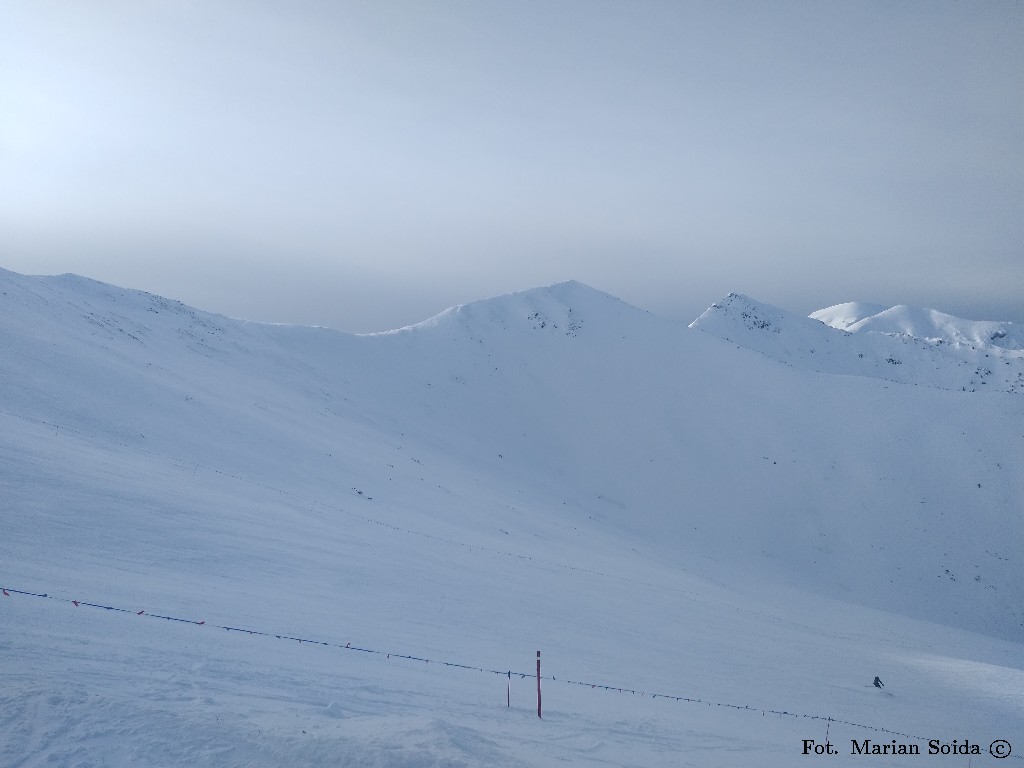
2,268,1022,767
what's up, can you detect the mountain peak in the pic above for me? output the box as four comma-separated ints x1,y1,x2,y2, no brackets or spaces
689,292,792,335
379,280,652,339
693,293,1024,393
812,301,1024,350
808,301,888,330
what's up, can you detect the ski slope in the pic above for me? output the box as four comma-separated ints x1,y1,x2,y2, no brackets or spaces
1,268,1021,766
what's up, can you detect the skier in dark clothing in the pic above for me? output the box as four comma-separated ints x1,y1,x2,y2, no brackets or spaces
873,676,884,689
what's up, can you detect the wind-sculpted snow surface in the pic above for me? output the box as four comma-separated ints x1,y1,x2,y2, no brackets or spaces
691,292,1024,393
1,268,1022,766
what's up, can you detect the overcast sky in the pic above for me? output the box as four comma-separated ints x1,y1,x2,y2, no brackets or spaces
2,1,1022,331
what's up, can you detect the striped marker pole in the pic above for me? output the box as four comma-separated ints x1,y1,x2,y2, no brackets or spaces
536,651,542,719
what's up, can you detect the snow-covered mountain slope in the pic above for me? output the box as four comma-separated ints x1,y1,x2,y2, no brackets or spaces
807,301,889,331
2,268,1022,767
691,292,1024,393
813,302,1024,350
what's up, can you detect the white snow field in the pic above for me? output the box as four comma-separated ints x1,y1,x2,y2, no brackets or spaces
1,268,1021,767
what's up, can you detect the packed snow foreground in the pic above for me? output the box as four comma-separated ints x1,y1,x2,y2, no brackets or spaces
1,268,1021,767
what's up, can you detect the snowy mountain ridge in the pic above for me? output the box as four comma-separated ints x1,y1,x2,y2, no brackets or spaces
812,301,1024,350
691,292,1024,394
2,268,1022,767
375,279,617,338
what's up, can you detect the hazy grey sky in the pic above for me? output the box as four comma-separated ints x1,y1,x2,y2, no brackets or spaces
2,1,1022,331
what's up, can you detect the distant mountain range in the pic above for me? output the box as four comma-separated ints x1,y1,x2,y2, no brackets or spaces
2,267,1021,766
691,292,1024,394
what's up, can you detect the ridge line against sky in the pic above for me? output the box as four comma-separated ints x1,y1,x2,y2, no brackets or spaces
2,1,1022,333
